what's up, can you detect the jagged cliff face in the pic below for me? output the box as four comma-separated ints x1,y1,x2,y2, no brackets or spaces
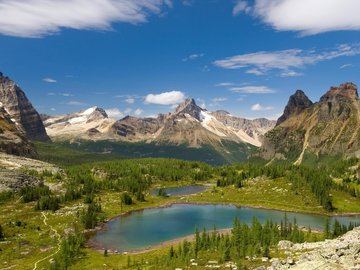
0,74,49,141
276,90,313,126
0,104,37,158
261,83,360,163
44,98,275,148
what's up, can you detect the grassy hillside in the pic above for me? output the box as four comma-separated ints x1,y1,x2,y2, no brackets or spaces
35,140,254,166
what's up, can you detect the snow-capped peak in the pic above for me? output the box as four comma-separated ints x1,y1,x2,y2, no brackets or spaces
81,106,97,116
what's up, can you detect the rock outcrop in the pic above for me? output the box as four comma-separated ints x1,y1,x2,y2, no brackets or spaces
0,169,43,192
0,73,49,141
267,226,360,269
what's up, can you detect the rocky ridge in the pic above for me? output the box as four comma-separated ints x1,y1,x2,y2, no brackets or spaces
261,82,360,163
262,226,360,270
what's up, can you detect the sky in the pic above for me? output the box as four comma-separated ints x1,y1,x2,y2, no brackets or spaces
1,0,360,120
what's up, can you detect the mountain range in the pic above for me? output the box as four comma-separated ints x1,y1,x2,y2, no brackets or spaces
0,72,359,164
43,98,275,148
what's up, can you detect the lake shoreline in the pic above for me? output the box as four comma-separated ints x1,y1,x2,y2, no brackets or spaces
87,200,360,254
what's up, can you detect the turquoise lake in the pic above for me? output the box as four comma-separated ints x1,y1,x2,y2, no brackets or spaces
150,185,209,196
92,204,360,252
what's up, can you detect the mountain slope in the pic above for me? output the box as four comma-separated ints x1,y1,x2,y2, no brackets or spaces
0,73,49,141
261,82,360,163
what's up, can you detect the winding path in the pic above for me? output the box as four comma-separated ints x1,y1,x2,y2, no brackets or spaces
32,212,61,270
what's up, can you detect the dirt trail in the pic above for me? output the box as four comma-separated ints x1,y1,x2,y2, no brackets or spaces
32,212,61,270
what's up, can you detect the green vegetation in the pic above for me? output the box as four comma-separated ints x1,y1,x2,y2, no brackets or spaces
0,155,359,269
35,140,253,166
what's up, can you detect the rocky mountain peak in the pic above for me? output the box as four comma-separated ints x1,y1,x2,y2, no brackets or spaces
0,73,49,141
320,82,358,102
81,106,108,122
276,89,313,126
175,98,203,120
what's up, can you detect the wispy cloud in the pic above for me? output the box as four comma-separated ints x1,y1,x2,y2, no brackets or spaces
0,0,172,38
215,82,235,87
43,77,57,83
125,98,135,104
230,86,275,94
251,103,274,111
214,44,360,76
60,93,74,97
182,53,204,62
209,97,228,107
145,90,185,105
279,70,303,77
212,97,227,102
134,108,143,116
340,64,353,69
105,108,124,119
66,100,86,106
233,0,251,16
235,0,360,35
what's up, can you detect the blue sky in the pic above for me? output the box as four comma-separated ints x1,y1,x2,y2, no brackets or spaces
1,0,360,119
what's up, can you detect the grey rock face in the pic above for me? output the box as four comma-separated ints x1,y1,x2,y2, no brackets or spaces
0,105,37,158
0,74,49,141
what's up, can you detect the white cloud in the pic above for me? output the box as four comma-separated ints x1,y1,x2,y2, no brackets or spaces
239,0,360,35
182,53,204,62
251,103,274,111
48,92,56,96
233,0,251,16
212,97,227,102
230,86,275,94
340,64,352,69
66,100,86,106
60,93,74,97
245,68,265,76
144,90,185,105
215,82,235,87
214,44,360,76
125,98,135,104
0,0,172,38
43,77,57,83
50,108,56,111
124,108,132,114
279,70,303,77
134,108,143,116
105,108,124,119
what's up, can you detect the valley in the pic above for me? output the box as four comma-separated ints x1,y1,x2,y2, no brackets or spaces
0,71,359,269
